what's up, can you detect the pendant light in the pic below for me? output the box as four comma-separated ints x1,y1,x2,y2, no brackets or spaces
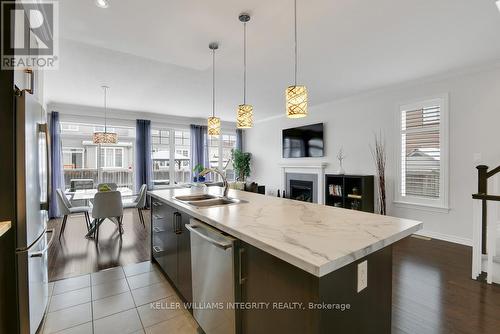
236,13,253,129
285,0,308,118
93,85,118,144
208,42,221,136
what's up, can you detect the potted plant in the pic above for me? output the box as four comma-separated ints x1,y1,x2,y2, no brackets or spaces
231,149,251,182
193,164,206,182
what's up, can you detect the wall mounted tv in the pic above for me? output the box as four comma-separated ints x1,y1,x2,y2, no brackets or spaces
282,123,324,158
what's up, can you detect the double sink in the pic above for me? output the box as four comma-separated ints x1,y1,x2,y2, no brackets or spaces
174,194,246,208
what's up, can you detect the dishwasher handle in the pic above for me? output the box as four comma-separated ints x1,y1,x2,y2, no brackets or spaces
186,224,234,250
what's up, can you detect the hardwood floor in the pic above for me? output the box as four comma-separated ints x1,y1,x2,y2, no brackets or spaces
47,208,151,282
392,236,500,334
47,214,500,333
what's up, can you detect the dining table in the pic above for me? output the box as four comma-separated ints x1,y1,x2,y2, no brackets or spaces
69,187,133,202
65,187,133,239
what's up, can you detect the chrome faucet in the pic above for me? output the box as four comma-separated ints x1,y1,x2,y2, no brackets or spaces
199,168,229,198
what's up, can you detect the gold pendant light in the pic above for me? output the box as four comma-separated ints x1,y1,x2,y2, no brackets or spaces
286,0,308,118
237,13,253,129
207,42,221,136
93,85,118,144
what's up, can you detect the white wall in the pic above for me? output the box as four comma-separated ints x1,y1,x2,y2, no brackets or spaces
244,64,500,245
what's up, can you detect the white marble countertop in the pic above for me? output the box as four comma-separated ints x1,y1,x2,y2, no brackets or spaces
148,187,422,277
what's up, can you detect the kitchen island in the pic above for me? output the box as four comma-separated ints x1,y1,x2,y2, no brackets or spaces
148,186,422,334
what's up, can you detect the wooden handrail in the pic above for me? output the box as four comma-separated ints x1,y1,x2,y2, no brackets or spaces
487,165,500,178
472,193,500,201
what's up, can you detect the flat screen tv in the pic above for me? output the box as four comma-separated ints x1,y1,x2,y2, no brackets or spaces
282,123,324,158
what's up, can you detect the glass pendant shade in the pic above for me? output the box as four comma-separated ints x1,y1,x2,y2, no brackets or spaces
237,104,253,128
286,85,308,118
207,116,221,136
93,131,118,144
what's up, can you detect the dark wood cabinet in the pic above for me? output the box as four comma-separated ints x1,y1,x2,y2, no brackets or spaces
150,197,193,304
325,174,374,213
239,241,392,334
151,199,177,282
176,212,193,303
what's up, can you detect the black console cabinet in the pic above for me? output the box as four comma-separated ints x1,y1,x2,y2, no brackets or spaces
325,174,374,213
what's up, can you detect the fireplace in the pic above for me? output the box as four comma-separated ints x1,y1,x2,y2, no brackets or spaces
285,172,318,203
290,179,313,202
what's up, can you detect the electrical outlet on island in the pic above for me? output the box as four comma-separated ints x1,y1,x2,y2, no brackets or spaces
357,260,368,293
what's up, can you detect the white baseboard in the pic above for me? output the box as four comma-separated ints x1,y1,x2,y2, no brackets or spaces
414,230,473,247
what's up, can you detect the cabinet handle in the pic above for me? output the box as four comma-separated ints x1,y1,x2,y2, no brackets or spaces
153,246,162,253
153,214,164,220
152,201,163,207
174,212,182,234
25,68,34,94
239,248,246,285
152,227,161,233
177,213,182,234
172,212,177,232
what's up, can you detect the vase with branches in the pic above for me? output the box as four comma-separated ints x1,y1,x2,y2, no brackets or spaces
336,147,346,174
370,132,387,215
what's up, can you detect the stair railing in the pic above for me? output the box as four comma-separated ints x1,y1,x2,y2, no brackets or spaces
472,165,500,284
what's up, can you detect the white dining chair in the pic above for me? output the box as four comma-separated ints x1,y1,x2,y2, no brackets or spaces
55,189,91,239
122,184,148,228
91,190,124,244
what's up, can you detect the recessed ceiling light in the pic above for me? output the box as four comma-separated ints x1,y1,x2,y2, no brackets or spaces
95,0,109,9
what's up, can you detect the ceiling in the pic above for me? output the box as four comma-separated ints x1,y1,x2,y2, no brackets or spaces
45,0,500,121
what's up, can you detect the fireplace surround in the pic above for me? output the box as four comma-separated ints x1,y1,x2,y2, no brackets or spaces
280,163,328,204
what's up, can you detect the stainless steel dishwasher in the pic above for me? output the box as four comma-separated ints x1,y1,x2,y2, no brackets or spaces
186,219,239,334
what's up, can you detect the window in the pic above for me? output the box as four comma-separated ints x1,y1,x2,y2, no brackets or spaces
151,128,191,187
152,129,169,145
204,132,238,181
173,130,191,184
99,147,124,168
222,134,237,181
152,129,171,187
60,121,135,191
207,135,220,169
62,148,84,169
61,124,79,132
396,96,449,210
175,131,190,146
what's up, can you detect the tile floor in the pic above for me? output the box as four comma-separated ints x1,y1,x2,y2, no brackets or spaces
41,261,199,334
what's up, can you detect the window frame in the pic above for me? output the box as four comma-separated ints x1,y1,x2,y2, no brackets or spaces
394,94,450,212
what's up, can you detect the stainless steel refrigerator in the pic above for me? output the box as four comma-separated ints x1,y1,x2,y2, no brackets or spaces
14,88,53,334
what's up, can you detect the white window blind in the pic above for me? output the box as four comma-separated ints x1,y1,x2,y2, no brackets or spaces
401,104,441,198
397,96,449,210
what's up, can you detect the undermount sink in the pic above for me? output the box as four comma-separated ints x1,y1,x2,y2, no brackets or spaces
187,197,246,208
174,194,217,202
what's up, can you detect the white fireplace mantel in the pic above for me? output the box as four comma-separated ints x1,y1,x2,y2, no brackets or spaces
279,162,329,204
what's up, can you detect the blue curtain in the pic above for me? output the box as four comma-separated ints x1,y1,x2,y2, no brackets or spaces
190,124,209,180
236,129,243,151
49,112,64,218
135,119,152,191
